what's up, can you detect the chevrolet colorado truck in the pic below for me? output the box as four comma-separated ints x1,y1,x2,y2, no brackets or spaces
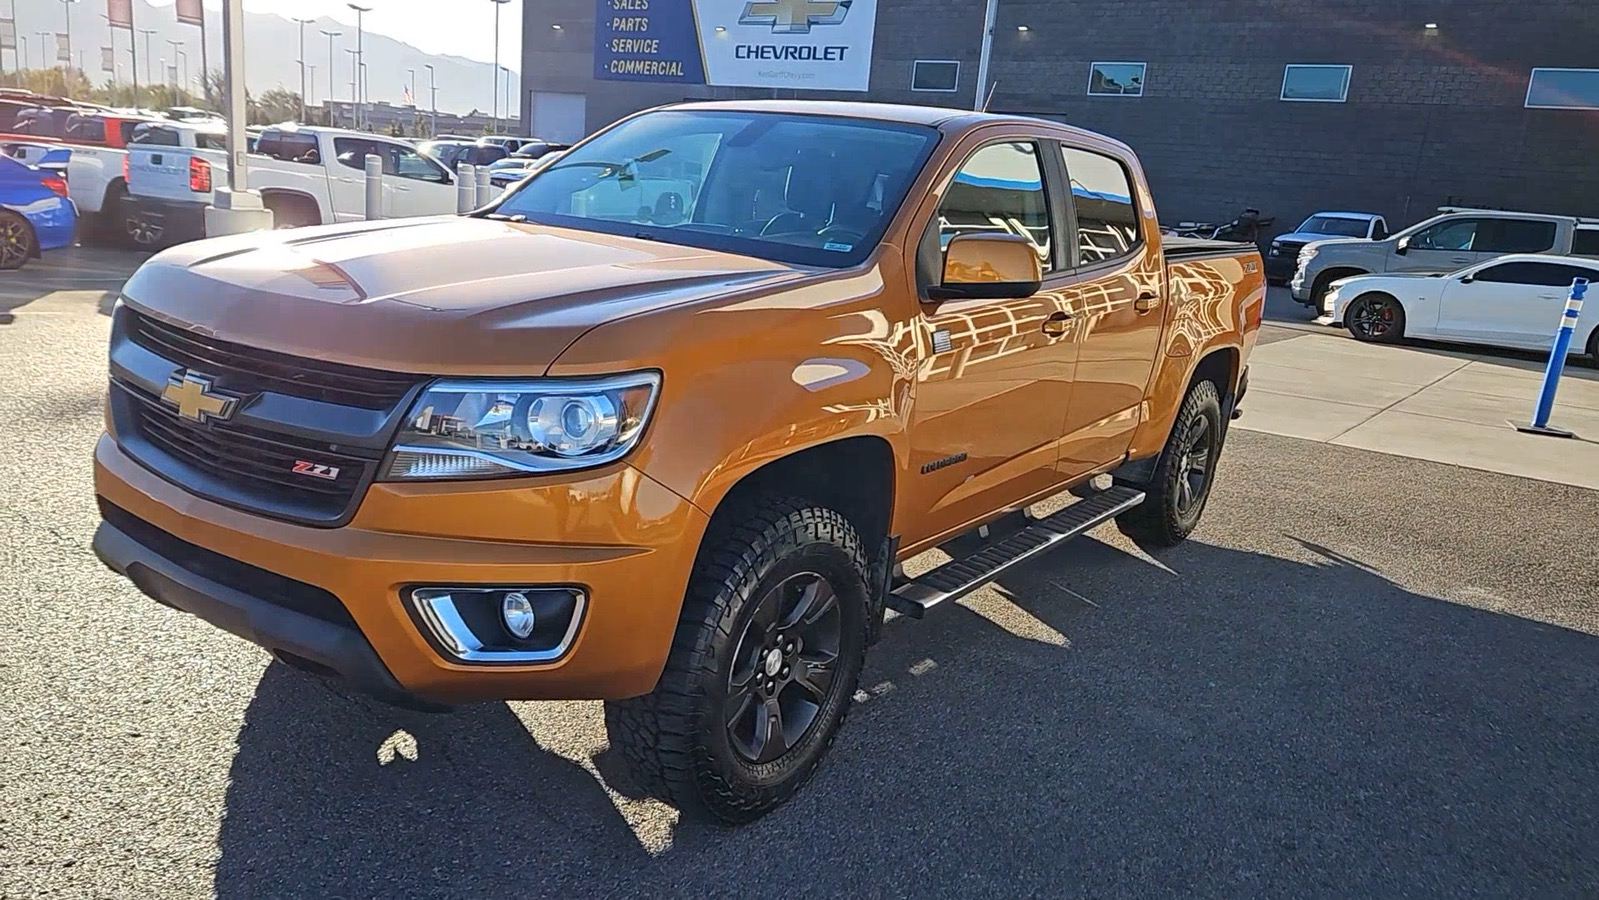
91,101,1264,825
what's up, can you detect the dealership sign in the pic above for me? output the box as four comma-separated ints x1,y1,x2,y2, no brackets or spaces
594,0,878,92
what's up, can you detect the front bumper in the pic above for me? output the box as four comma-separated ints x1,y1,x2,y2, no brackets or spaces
92,433,710,705
1263,251,1297,282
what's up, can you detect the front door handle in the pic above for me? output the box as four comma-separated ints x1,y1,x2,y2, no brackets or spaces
1134,291,1161,312
1042,310,1072,336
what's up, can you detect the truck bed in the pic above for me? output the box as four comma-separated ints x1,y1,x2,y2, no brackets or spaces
1161,234,1258,260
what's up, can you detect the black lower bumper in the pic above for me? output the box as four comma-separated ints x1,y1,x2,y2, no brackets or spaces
123,195,207,245
92,508,447,712
1264,254,1297,283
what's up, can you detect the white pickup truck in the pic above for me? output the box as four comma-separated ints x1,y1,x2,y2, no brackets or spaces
125,124,459,245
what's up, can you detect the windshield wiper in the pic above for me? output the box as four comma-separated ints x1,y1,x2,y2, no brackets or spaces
543,148,672,182
478,212,527,222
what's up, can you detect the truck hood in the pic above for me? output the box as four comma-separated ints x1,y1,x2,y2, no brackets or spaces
119,216,808,375
1275,231,1369,246
1300,236,1371,253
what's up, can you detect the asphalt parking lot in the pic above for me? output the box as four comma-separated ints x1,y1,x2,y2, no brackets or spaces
3,248,1599,898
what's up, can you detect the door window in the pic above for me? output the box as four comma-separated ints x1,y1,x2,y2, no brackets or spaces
392,144,449,183
1372,219,1388,240
1409,219,1481,251
259,131,321,164
1474,261,1595,287
1060,145,1141,265
931,141,1055,274
1475,219,1558,254
1574,228,1599,257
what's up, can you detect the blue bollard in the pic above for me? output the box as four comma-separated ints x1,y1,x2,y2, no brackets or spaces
1516,277,1588,438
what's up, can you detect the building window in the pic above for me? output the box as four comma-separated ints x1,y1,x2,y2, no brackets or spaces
911,60,960,93
1280,64,1351,102
1526,68,1599,109
1087,62,1145,97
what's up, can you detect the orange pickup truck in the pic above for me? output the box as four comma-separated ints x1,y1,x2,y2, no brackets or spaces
92,100,1263,824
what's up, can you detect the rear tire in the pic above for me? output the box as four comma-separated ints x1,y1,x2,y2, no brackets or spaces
0,210,36,269
264,194,320,230
1116,380,1224,549
604,497,869,825
1586,327,1599,370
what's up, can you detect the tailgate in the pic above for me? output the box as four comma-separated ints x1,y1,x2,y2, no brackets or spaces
128,146,217,204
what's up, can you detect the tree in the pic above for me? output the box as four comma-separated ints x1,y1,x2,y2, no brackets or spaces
251,87,302,125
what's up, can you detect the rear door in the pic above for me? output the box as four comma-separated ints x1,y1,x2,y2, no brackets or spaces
1053,141,1166,477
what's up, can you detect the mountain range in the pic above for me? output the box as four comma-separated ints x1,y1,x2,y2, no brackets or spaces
6,0,518,116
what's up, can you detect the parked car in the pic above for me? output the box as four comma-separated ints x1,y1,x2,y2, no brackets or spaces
0,154,76,269
91,99,1264,825
125,124,459,245
487,149,564,189
418,138,509,171
1292,207,1599,310
1330,253,1599,360
1265,211,1387,285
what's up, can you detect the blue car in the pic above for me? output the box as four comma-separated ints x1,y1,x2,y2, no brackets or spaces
0,152,76,270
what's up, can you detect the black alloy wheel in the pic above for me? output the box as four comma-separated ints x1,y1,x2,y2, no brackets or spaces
0,211,34,269
724,571,844,765
1172,415,1215,518
1346,293,1405,343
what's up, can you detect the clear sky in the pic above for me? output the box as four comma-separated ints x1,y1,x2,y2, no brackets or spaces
161,0,524,67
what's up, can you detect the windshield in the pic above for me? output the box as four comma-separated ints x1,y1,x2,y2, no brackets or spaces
493,109,941,268
1299,215,1370,237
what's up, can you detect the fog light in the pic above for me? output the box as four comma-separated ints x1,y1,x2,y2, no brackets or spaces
502,591,536,639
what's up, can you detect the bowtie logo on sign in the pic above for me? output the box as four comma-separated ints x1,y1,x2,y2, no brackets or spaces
738,0,851,34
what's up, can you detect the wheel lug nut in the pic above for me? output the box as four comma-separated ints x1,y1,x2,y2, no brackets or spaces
782,667,790,677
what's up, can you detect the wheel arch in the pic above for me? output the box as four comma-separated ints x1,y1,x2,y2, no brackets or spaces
1314,266,1369,295
0,205,40,262
260,188,323,225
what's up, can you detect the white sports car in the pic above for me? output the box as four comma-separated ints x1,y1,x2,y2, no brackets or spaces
1329,253,1599,360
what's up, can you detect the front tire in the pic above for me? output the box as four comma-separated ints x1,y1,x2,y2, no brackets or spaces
1116,380,1224,548
1344,292,1406,344
604,498,869,825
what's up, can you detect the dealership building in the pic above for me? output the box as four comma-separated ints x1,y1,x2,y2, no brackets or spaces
522,1,1599,231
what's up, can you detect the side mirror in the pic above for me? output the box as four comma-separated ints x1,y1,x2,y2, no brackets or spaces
1459,274,1475,284
928,233,1043,302
1395,236,1410,255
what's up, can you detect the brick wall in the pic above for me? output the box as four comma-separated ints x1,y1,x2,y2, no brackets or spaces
525,0,1599,232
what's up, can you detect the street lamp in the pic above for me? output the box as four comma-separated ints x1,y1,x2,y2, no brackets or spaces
347,4,370,129
167,40,184,103
292,17,314,123
308,64,317,118
59,0,78,72
489,0,510,134
423,62,437,136
138,28,156,86
321,29,341,119
345,46,359,125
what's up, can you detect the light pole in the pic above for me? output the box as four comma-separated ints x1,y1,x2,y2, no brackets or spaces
16,36,24,73
35,32,49,69
167,39,183,101
346,4,370,129
345,47,359,126
308,64,316,118
292,17,313,123
321,29,340,119
973,0,999,111
424,62,436,136
407,66,414,105
138,28,155,86
489,0,510,134
501,65,511,133
59,0,77,71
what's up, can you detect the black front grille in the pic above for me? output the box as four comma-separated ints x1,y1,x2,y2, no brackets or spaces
99,498,358,630
125,308,421,410
124,384,375,521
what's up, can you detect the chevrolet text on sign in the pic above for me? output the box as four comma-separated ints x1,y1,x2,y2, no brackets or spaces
593,0,878,92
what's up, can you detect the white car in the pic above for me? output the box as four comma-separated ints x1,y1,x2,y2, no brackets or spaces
1329,254,1599,359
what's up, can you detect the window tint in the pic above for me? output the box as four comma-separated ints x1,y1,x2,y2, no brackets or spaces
934,142,1054,274
259,131,320,163
1061,145,1140,265
1301,215,1369,237
65,115,106,143
393,145,446,182
1476,261,1597,287
1476,219,1558,254
131,124,180,146
1281,64,1352,102
1372,219,1389,240
1573,228,1599,258
1088,62,1146,97
1410,218,1480,251
911,60,959,92
195,133,227,151
333,138,446,181
117,121,139,144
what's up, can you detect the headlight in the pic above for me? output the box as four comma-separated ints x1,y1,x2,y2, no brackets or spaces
384,372,660,480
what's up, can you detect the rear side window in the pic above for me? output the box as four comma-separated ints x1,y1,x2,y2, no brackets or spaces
1476,219,1558,254
117,121,139,144
195,133,227,151
1060,145,1141,265
1475,261,1597,287
65,116,106,143
258,131,320,164
1572,228,1599,258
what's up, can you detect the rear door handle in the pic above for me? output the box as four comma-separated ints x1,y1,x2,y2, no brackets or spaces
1042,310,1072,336
1134,291,1161,312
1451,257,1472,264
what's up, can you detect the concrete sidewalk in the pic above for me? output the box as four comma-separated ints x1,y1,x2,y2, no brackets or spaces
1237,332,1599,490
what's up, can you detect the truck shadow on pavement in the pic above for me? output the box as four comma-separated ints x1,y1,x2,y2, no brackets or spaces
212,535,1599,898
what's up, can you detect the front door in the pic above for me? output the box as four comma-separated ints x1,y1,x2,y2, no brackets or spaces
386,142,458,217
908,139,1078,546
1396,217,1489,274
1054,143,1167,477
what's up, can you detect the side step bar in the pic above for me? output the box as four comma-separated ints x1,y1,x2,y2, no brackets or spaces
886,486,1145,619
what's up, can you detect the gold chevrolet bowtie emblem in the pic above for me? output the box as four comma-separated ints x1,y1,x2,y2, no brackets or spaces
160,372,239,424
739,0,848,33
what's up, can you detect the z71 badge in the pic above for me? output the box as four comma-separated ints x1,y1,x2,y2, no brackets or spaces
291,460,341,481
